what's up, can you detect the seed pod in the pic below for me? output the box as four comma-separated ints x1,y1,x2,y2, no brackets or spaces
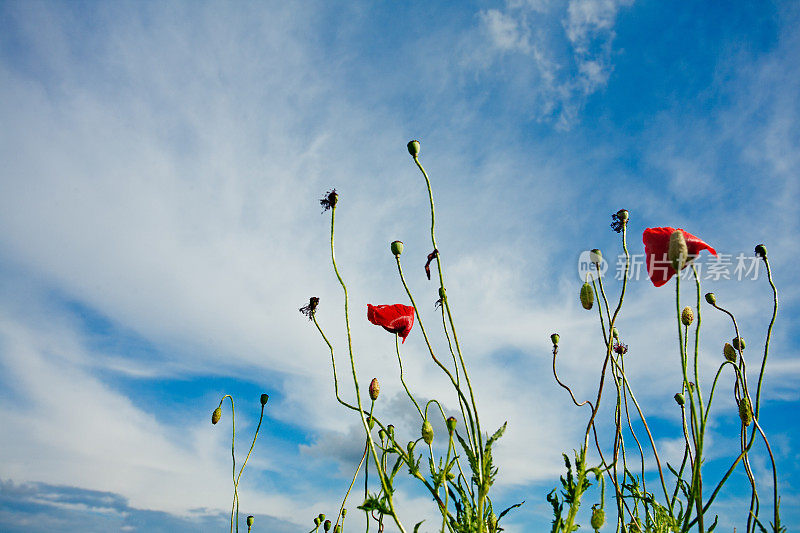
446,416,457,434
616,209,629,222
668,230,688,270
580,282,594,310
550,333,560,345
247,515,254,527
386,425,395,439
212,407,222,425
723,342,737,363
732,336,745,351
391,240,404,256
681,306,694,326
318,514,326,522
590,249,602,263
407,140,420,157
260,393,269,406
341,508,347,517
755,244,767,259
739,397,753,426
590,504,605,530
324,519,331,531
705,292,716,305
369,378,380,401
674,393,685,406
612,327,619,340
378,429,387,441
314,517,321,526
421,419,434,445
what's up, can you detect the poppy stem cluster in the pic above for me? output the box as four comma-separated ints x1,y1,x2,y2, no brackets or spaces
550,214,783,532
302,140,514,533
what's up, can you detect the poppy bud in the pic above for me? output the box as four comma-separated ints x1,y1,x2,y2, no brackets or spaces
723,342,737,363
668,230,688,270
755,244,767,259
324,519,331,531
739,397,753,426
616,209,629,222
674,393,685,406
550,333,559,345
590,504,605,530
260,393,269,406
369,378,380,401
391,240,404,256
378,428,386,441
732,336,745,351
438,287,446,299
421,419,434,445
705,292,716,305
681,306,694,326
318,514,326,522
366,415,375,429
247,515,254,527
590,249,602,263
341,508,347,517
387,425,395,439
407,140,420,157
446,416,457,434
612,327,619,340
212,407,222,425
580,282,594,310
314,517,321,526
334,527,341,533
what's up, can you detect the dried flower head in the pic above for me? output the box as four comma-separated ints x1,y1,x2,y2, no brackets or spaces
300,297,320,319
610,209,629,233
320,189,338,211
425,249,439,280
613,341,628,355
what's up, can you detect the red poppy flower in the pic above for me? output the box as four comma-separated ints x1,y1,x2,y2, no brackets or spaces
367,304,415,343
643,227,717,287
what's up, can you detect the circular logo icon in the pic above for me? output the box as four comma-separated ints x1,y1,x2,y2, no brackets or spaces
578,250,608,281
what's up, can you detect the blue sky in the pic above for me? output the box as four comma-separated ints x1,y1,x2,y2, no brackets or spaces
0,1,798,531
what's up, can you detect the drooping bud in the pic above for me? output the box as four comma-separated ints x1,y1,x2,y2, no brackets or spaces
681,306,694,326
421,419,434,445
723,343,737,363
260,393,269,406
378,428,387,441
580,282,594,310
668,230,688,270
386,425,395,439
369,378,380,401
407,140,420,157
674,393,685,406
366,415,375,429
314,517,321,527
755,244,767,259
391,240,404,256
732,336,745,351
247,515,254,527
738,397,753,426
446,416,457,434
212,407,222,425
590,504,605,530
550,333,560,345
705,292,716,305
324,519,331,531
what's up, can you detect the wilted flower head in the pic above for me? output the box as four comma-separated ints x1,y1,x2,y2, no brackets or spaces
610,209,629,233
613,341,628,356
320,189,338,211
367,304,415,343
643,227,717,287
300,297,320,319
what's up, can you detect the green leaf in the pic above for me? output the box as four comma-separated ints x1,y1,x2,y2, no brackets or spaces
413,520,425,533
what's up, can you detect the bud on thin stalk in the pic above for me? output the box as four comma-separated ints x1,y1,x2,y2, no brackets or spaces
369,377,380,401
681,306,694,326
580,282,594,310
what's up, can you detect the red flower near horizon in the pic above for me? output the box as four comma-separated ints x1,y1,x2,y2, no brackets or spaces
367,304,415,343
643,227,717,287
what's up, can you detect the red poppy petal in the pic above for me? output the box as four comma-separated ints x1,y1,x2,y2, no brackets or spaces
643,227,717,287
367,304,415,342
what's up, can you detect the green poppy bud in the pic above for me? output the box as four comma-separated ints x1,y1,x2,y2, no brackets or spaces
318,514,326,522
334,526,341,533
212,407,222,425
612,327,619,340
681,306,694,326
366,416,375,429
755,244,767,259
616,209,629,222
421,419,434,445
324,519,331,531
739,397,753,426
314,517,321,526
580,282,594,310
590,504,605,530
732,336,745,351
407,140,420,157
550,333,560,345
378,428,387,441
705,292,716,305
438,286,446,299
723,342,737,363
446,416,457,434
369,378,380,401
260,393,269,406
668,230,688,270
341,508,347,517
674,393,685,406
386,425,395,439
590,249,602,263
391,240,404,256
247,515,254,527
